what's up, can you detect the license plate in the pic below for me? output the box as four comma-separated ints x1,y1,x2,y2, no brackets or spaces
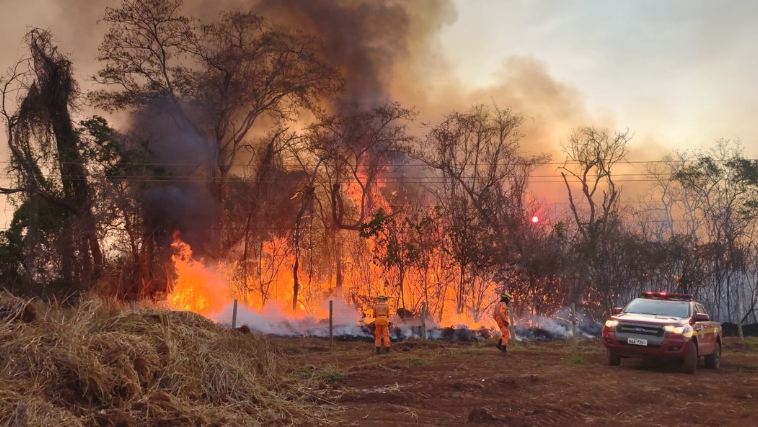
628,337,648,346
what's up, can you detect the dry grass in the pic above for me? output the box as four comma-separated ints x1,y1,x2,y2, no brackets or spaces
0,291,336,426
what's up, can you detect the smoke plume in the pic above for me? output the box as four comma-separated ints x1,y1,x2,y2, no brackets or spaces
129,100,219,253
255,0,457,108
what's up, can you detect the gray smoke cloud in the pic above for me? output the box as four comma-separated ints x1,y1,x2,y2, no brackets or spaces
129,100,219,253
0,0,601,229
254,0,457,108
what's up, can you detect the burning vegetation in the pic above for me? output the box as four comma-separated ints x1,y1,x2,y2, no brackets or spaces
2,0,758,344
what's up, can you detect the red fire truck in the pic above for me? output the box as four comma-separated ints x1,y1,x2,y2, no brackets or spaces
601,292,722,373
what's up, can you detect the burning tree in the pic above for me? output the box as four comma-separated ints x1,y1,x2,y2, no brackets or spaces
359,207,439,310
419,105,549,316
92,0,342,254
4,1,758,340
298,103,416,306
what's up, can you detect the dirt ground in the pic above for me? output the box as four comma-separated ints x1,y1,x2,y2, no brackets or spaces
276,336,758,427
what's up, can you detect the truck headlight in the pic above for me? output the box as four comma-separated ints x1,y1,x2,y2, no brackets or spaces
664,325,685,334
605,320,618,328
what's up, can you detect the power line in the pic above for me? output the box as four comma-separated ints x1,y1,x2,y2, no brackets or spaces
0,158,753,167
0,216,724,232
0,177,676,184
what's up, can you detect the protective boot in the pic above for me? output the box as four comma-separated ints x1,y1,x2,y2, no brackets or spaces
496,341,502,351
384,347,391,354
500,345,507,354
376,347,381,355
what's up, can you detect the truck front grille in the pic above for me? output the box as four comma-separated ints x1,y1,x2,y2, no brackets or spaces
616,324,664,337
618,342,661,349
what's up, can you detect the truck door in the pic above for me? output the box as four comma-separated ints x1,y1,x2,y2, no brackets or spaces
693,303,714,355
700,303,719,352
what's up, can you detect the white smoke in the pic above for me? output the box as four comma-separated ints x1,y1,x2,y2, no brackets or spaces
208,297,479,340
212,298,370,337
207,300,600,342
512,307,601,341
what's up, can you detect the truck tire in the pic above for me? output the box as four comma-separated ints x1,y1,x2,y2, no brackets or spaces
681,341,697,374
607,350,621,366
704,342,721,369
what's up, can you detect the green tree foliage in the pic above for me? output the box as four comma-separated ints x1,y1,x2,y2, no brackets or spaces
359,208,438,308
0,30,104,296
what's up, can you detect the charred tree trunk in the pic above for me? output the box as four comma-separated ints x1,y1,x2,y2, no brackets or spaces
292,158,323,310
241,213,252,305
335,240,344,291
457,267,466,314
398,266,406,309
292,188,312,310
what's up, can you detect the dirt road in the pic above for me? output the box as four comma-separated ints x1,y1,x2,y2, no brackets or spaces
278,337,758,427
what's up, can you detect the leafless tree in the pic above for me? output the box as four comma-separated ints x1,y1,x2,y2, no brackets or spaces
305,103,416,230
560,127,631,242
93,0,341,196
420,105,548,313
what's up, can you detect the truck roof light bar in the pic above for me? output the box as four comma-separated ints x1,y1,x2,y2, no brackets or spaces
640,291,692,301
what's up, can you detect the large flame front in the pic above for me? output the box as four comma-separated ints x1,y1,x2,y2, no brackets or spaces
168,236,228,316
165,164,510,330
165,230,500,330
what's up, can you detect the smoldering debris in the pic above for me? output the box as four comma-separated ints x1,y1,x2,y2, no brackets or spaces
513,308,603,341
254,323,494,343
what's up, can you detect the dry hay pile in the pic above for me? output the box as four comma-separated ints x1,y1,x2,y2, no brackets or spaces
0,291,334,426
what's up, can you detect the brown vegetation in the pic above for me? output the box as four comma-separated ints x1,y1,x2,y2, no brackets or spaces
0,292,335,426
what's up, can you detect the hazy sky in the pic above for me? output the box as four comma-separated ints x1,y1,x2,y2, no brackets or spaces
439,0,758,155
1,0,757,227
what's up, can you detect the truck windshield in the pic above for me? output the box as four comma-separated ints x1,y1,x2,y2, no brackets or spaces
623,299,690,318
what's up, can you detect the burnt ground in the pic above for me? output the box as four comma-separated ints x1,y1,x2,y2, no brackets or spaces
275,337,758,427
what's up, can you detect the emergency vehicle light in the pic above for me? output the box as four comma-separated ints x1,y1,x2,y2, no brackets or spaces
640,291,692,301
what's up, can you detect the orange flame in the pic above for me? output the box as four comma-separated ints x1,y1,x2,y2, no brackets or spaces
165,164,509,330
167,236,228,316
166,229,502,330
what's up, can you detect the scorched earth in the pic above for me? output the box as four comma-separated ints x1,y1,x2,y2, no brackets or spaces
280,337,758,427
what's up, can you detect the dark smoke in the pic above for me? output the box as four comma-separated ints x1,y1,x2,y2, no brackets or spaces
130,0,458,252
131,100,219,254
1,0,604,249
255,0,456,108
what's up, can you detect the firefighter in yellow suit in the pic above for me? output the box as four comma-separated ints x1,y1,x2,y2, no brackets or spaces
373,295,391,354
492,292,512,353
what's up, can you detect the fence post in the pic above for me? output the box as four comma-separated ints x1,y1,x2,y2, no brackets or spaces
571,303,578,348
421,302,427,341
329,300,334,349
130,300,135,313
232,299,238,329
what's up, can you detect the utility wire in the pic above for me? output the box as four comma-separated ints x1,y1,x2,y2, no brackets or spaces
0,158,751,167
